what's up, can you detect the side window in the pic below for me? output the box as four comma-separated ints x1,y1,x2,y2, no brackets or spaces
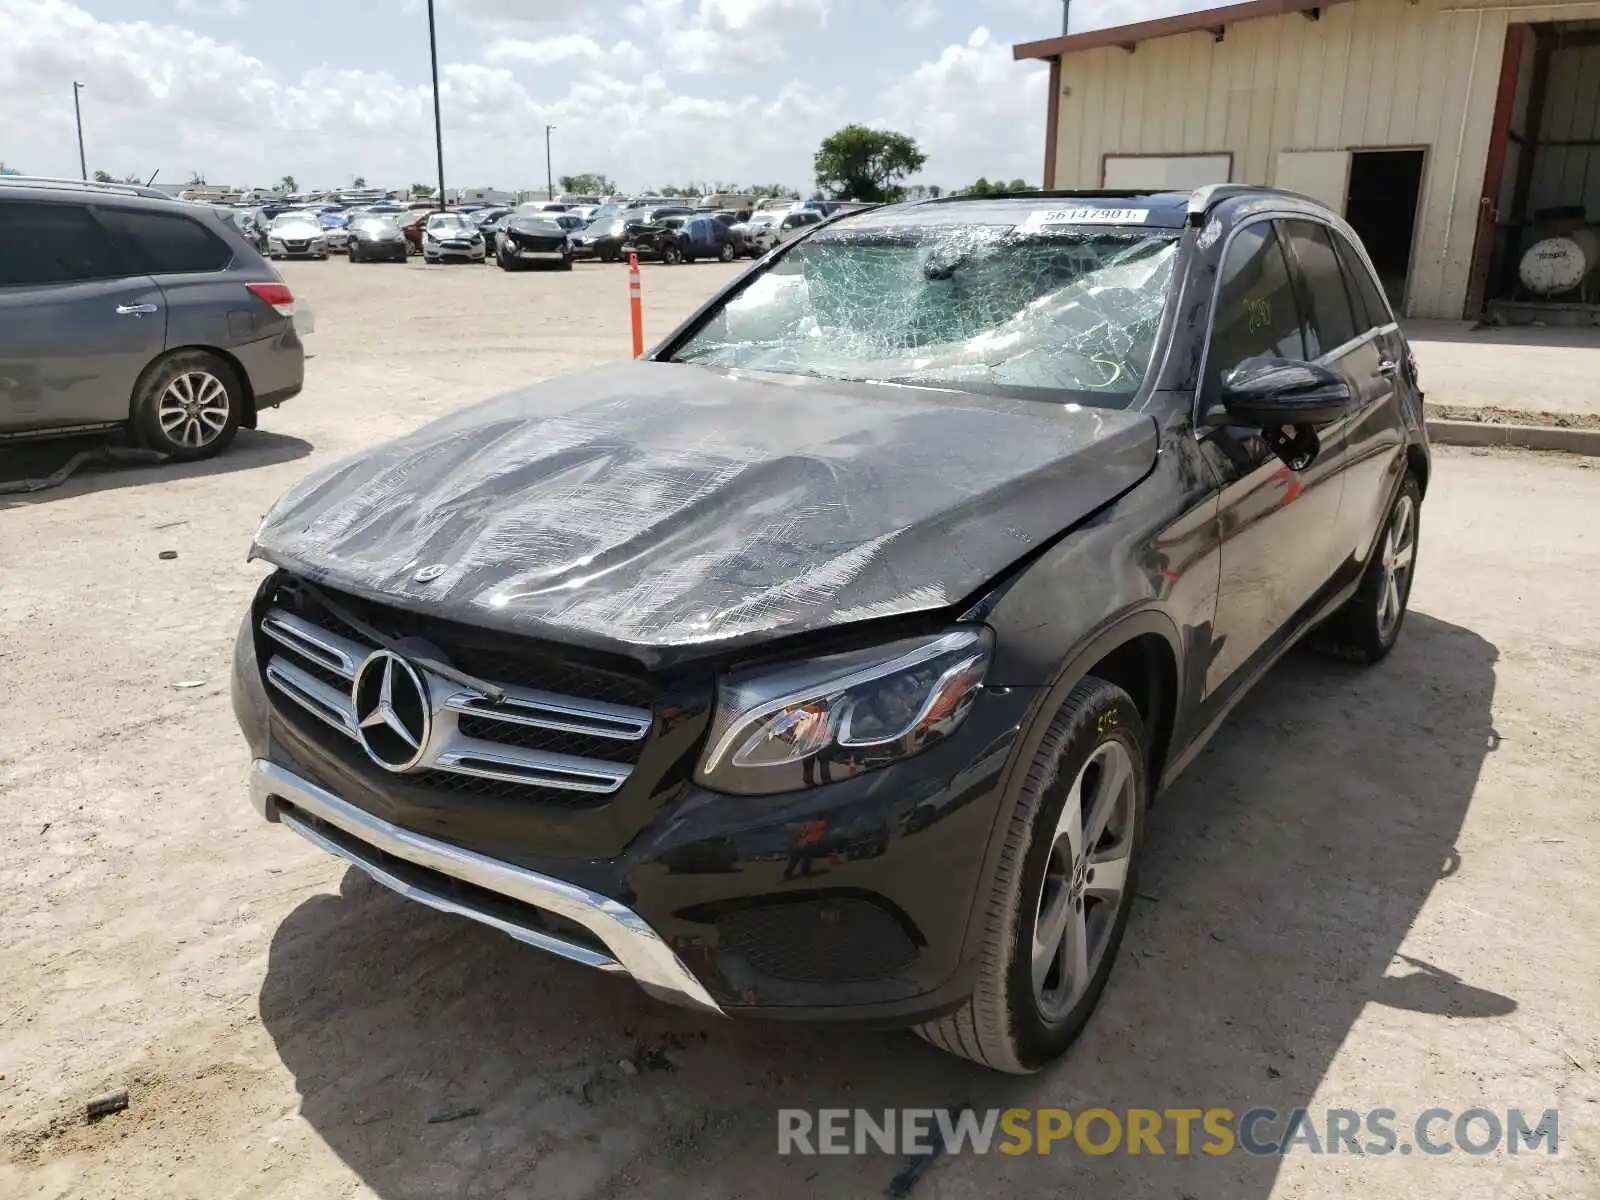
1281,219,1361,355
1332,231,1392,330
1205,221,1307,400
0,200,124,286
95,208,233,274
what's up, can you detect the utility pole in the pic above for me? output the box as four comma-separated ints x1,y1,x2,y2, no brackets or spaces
544,125,556,201
426,0,446,209
72,81,87,180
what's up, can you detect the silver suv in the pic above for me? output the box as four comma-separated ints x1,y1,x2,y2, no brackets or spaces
0,177,306,461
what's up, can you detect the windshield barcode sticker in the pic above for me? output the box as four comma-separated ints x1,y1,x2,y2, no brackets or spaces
1019,207,1151,231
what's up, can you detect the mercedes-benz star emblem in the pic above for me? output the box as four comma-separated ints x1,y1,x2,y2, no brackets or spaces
351,650,431,772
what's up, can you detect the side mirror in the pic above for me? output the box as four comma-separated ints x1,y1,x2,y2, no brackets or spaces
1218,356,1352,429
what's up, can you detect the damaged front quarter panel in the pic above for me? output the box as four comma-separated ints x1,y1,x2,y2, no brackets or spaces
250,360,1159,668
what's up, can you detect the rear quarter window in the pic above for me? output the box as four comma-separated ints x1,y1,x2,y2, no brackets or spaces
95,207,234,274
0,199,125,285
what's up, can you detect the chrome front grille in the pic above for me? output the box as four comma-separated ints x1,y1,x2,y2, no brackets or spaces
259,606,653,801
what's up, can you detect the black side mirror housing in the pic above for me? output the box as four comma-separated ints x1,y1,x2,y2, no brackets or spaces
1218,357,1353,429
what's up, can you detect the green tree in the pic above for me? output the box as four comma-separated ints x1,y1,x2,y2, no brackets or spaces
352,176,367,188
92,169,114,183
813,125,925,202
558,172,614,197
410,183,435,198
279,174,296,193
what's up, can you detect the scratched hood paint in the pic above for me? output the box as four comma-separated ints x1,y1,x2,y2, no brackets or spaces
252,360,1157,665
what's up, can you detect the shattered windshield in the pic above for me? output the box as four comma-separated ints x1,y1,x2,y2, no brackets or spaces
671,223,1178,405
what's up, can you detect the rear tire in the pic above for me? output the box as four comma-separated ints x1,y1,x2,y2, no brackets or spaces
130,351,242,463
1310,474,1422,664
916,677,1147,1073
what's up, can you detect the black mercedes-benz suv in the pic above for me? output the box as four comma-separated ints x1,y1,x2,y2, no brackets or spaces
232,186,1428,1073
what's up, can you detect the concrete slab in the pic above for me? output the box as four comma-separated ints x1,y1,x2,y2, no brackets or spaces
1405,320,1600,425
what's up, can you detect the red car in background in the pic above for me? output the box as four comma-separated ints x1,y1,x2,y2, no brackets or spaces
399,210,433,255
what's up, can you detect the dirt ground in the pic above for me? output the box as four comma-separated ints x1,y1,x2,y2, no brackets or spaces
1,258,1597,1200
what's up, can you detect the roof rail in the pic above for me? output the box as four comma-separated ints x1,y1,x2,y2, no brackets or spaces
0,174,172,200
1186,182,1335,222
925,188,1170,205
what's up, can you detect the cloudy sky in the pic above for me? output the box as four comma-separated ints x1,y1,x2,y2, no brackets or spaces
0,0,1196,195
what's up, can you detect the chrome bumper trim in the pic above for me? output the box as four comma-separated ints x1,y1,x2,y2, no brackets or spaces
251,759,724,1015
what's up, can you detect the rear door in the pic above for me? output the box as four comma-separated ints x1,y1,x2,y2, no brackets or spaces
93,205,256,356
0,198,165,433
1280,219,1403,580
1331,226,1412,572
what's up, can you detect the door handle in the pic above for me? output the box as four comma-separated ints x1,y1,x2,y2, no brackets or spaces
1377,359,1399,379
115,303,159,316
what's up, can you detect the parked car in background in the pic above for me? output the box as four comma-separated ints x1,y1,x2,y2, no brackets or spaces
345,213,409,262
476,210,511,255
495,211,574,271
267,211,329,260
315,210,351,252
399,210,430,255
234,186,1428,1074
743,207,826,255
624,213,740,264
0,177,305,461
710,212,750,254
574,206,695,263
422,212,486,263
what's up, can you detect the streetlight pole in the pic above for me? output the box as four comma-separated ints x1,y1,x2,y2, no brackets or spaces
426,0,446,210
544,124,555,201
72,82,87,181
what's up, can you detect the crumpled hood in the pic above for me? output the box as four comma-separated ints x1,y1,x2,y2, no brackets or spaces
252,361,1157,666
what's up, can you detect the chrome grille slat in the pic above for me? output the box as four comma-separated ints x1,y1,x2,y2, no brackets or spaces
441,687,651,741
433,739,631,793
265,658,361,740
262,610,366,679
259,605,648,800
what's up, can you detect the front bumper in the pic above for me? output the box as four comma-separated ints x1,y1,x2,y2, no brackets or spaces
251,759,724,1014
427,241,486,260
233,601,1030,1021
350,238,408,258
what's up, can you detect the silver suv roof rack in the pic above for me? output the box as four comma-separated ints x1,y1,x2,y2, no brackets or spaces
0,174,172,200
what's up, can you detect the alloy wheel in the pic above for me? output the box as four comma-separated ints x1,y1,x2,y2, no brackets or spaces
1031,740,1136,1021
157,371,231,450
1377,492,1417,640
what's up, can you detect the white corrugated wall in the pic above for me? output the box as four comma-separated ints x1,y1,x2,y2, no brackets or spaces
1048,0,1600,317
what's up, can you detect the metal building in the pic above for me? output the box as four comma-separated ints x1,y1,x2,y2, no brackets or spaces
1013,0,1600,322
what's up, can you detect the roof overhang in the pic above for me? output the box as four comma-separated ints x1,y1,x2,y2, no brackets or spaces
1013,0,1355,59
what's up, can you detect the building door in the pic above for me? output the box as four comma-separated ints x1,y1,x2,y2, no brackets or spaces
1344,150,1425,313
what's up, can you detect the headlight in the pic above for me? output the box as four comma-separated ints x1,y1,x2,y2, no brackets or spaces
696,627,991,795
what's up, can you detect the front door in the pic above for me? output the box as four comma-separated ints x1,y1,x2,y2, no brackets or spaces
0,199,165,434
1197,219,1346,707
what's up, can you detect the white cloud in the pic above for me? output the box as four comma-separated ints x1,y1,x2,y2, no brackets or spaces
174,0,244,14
626,0,830,72
483,33,603,67
902,0,940,31
877,27,1048,188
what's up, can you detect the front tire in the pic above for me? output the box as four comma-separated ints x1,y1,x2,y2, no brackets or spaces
718,241,736,262
917,678,1147,1073
1312,474,1422,664
130,351,242,462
